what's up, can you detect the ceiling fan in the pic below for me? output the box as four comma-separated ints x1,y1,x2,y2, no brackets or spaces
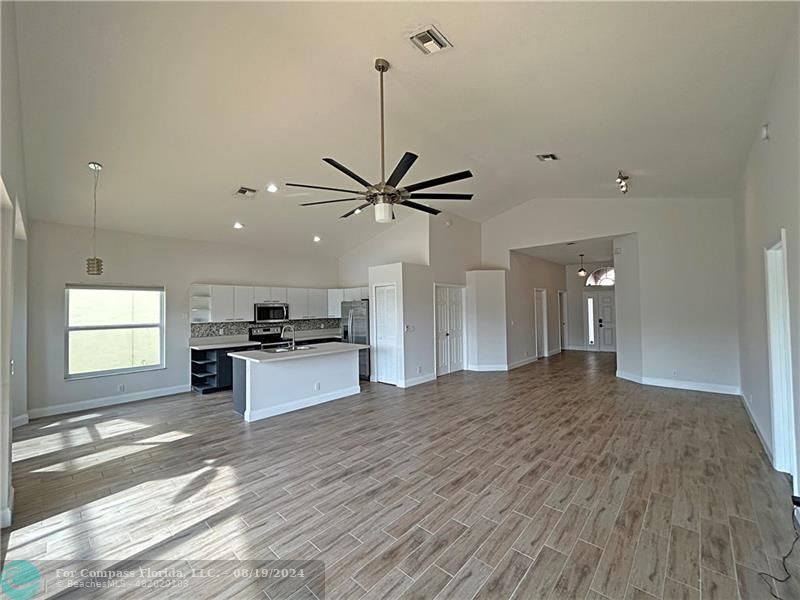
286,58,474,223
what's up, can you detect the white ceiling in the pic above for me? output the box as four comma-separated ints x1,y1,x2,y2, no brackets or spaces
517,235,616,265
14,2,794,254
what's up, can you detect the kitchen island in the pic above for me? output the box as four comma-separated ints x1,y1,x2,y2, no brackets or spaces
229,342,369,422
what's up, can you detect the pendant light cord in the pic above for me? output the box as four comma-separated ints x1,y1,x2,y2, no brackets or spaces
91,167,100,256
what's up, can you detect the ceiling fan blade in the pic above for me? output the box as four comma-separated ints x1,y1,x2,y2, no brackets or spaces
385,152,419,188
339,202,372,218
286,182,365,194
300,197,361,206
409,193,473,200
323,158,372,188
403,170,473,193
399,200,441,216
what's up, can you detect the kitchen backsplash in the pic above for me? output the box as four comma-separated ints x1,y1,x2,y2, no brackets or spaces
191,318,342,338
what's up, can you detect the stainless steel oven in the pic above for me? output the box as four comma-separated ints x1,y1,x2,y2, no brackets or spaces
254,302,289,323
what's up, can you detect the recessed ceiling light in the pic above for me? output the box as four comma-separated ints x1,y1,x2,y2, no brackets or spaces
566,242,576,245
536,153,560,162
233,222,244,229
266,183,278,193
313,235,321,243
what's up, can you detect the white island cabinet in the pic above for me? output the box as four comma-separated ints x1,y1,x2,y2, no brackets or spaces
229,342,369,422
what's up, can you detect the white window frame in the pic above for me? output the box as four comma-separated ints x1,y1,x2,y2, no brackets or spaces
64,284,166,380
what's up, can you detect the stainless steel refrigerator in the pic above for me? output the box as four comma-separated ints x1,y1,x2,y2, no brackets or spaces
341,300,370,380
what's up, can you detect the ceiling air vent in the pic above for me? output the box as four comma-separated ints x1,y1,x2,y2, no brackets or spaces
410,26,452,55
233,186,257,198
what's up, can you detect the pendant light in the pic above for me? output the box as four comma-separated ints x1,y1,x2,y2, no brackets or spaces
577,253,587,277
86,161,104,275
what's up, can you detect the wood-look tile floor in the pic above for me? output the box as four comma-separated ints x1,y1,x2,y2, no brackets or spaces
2,351,797,599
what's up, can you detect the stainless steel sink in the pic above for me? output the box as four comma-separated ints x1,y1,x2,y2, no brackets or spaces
263,346,315,354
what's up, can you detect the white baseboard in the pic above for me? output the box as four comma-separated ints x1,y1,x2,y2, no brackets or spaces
547,348,562,357
615,370,741,396
467,363,508,372
399,373,436,388
1,486,14,528
564,345,588,351
616,370,643,384
508,356,537,370
245,385,361,422
28,384,192,419
11,413,29,428
740,392,774,464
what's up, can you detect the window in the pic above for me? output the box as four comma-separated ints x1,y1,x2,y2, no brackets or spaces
585,267,615,286
65,285,165,378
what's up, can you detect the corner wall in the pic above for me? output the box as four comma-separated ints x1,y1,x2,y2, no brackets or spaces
735,9,800,464
506,252,566,367
482,196,740,392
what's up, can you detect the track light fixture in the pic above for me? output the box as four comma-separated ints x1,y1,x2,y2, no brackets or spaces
577,253,587,277
616,170,629,194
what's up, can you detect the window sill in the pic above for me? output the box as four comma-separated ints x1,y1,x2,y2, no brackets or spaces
65,365,166,381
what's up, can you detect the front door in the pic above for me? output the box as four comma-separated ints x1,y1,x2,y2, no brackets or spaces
583,290,616,352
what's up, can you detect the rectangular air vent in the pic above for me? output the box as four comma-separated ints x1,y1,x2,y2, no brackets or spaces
234,186,257,198
410,26,452,55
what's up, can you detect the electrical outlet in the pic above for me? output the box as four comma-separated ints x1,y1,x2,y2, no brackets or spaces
314,382,321,391
417,366,422,374
117,384,125,393
525,350,529,357
672,370,678,377
218,327,225,335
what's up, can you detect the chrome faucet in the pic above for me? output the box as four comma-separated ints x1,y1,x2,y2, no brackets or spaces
281,324,296,350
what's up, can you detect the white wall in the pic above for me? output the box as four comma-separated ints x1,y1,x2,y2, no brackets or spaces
27,220,340,417
735,10,800,462
506,252,566,367
429,212,482,285
338,213,429,287
482,196,740,392
11,238,27,422
466,270,508,370
400,263,435,385
563,260,613,349
613,234,643,379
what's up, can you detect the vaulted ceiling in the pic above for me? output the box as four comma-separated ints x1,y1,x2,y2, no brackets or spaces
14,2,794,254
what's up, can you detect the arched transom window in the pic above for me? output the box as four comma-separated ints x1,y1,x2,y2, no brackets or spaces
586,267,615,286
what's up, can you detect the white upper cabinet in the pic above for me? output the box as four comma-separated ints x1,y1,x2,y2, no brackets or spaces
269,287,288,303
307,289,328,318
344,287,361,301
360,287,369,300
210,285,234,322
253,286,270,303
287,288,308,319
233,286,255,321
327,289,344,318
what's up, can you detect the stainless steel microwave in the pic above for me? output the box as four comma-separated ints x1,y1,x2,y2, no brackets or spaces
254,303,289,323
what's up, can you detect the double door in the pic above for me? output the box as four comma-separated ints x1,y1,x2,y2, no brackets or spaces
435,286,465,376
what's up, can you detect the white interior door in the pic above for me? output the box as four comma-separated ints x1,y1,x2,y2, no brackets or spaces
435,286,465,376
374,284,398,385
534,289,547,358
558,291,568,351
435,286,450,375
583,290,616,352
447,287,464,373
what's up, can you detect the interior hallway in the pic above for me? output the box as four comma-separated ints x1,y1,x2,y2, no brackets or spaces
2,352,796,599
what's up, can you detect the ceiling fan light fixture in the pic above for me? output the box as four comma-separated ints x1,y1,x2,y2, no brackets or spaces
86,161,104,276
374,203,393,223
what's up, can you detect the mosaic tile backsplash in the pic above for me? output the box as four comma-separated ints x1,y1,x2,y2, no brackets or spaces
191,318,342,338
